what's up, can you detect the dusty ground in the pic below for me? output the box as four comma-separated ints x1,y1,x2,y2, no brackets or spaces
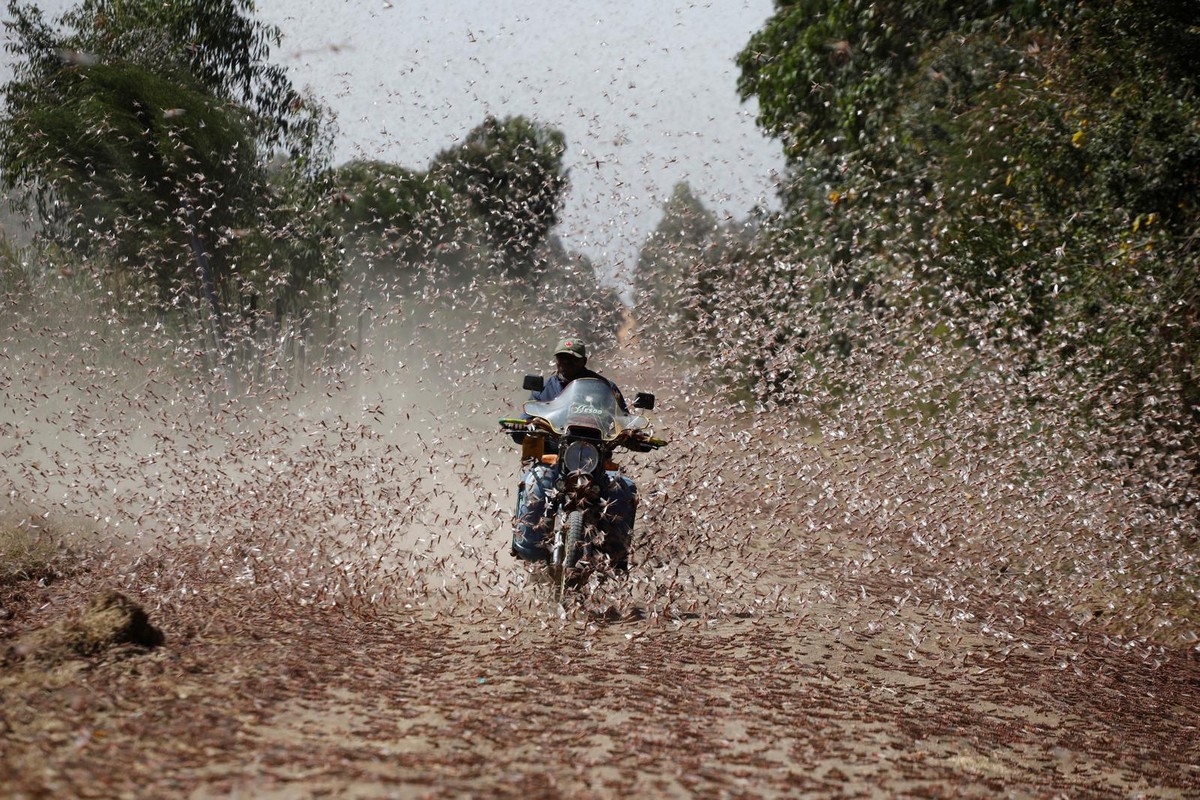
2,328,1198,799
2,506,1198,799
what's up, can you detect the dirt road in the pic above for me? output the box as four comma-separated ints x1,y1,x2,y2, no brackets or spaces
3,553,1198,799
2,336,1198,798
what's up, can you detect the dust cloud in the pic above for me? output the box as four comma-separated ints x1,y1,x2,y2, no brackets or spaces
2,270,681,622
4,250,1199,798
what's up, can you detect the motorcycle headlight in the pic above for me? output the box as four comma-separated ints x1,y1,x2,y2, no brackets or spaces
561,441,601,474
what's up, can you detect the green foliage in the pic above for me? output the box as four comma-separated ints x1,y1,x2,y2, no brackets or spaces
330,131,620,345
46,0,325,162
2,60,257,293
634,182,718,335
736,0,1038,159
0,0,336,337
431,114,568,276
332,160,477,271
1020,1,1200,456
699,0,1200,488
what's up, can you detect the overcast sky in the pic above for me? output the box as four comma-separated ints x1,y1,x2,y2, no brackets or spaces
3,0,786,281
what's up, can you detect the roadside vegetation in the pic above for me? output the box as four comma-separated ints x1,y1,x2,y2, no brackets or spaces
0,511,60,587
630,0,1199,635
635,0,1199,512
0,0,623,392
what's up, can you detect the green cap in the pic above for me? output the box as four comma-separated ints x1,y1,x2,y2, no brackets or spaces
554,337,586,359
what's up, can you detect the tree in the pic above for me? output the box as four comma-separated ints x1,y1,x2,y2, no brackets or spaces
1011,0,1200,458
332,160,478,274
633,182,717,336
1,59,258,300
431,115,568,276
730,0,1200,489
735,1,1060,160
48,0,324,163
0,0,335,348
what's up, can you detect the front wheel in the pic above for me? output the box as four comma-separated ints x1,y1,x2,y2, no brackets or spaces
563,510,586,569
558,511,587,599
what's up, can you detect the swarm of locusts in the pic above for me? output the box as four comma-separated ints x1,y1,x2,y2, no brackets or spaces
2,215,1198,798
2,238,1195,639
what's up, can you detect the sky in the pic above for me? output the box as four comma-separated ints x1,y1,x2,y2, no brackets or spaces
2,0,786,282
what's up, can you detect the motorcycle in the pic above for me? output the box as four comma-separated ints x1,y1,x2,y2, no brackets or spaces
500,376,666,597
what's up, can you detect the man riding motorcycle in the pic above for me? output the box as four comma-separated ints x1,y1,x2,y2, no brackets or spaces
509,338,637,570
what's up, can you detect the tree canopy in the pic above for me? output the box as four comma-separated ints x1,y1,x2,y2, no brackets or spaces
335,162,461,252
739,1,1196,388
634,182,718,335
431,114,568,276
0,0,334,320
630,0,1200,487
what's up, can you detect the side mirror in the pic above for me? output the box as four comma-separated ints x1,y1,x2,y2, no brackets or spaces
632,391,655,410
522,374,545,392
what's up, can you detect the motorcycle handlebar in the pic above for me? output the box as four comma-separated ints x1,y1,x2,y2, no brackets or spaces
498,418,547,434
497,418,668,450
